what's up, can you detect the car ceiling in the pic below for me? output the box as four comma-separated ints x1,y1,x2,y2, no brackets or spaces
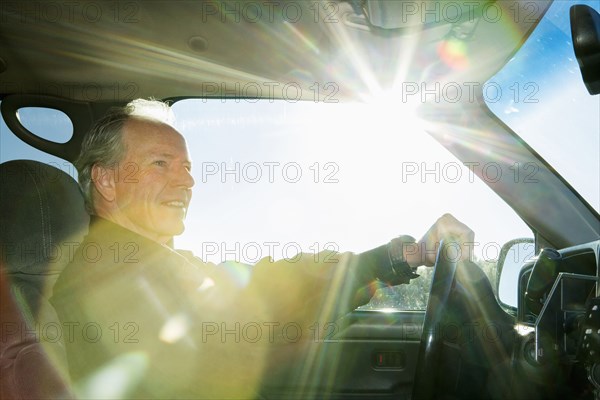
0,0,548,101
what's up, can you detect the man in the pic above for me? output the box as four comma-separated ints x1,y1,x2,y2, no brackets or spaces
51,99,474,398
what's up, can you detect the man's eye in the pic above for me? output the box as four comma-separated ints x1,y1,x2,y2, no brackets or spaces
153,160,167,167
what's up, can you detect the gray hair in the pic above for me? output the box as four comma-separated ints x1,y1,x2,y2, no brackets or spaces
75,99,175,213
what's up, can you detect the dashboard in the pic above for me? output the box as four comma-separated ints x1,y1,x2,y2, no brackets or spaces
514,240,600,398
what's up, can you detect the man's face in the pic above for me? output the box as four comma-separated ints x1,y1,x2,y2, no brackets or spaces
108,118,194,243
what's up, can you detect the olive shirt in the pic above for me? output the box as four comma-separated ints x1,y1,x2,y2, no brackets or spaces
51,216,415,398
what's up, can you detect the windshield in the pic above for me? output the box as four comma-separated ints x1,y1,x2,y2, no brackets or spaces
486,0,600,214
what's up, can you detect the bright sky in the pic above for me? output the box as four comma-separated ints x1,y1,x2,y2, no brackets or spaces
171,99,533,264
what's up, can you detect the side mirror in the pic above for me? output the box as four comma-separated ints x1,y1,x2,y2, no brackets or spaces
497,238,535,308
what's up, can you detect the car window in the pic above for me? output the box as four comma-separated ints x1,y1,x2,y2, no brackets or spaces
3,96,544,316
0,96,533,313
169,99,533,310
0,97,533,310
485,0,600,214
0,106,78,180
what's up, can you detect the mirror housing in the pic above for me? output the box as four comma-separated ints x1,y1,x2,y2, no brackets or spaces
497,238,535,308
570,5,600,95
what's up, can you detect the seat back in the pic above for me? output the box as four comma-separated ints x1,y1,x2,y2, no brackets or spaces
0,160,89,399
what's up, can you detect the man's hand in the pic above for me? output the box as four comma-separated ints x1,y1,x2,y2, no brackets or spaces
404,213,475,267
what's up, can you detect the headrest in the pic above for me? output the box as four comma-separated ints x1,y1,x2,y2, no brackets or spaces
0,160,89,275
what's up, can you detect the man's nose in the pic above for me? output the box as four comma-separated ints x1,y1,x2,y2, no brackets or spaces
173,166,195,189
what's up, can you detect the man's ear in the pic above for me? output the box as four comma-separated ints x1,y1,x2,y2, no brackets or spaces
91,164,116,203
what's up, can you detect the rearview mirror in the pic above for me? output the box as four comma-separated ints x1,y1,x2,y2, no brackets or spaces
497,238,535,308
571,4,600,95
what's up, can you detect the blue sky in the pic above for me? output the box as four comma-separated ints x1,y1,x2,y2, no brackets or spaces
486,0,600,213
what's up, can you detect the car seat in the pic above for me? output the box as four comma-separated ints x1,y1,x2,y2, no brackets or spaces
0,159,89,399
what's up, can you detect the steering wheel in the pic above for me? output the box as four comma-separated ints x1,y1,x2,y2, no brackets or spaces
411,240,459,400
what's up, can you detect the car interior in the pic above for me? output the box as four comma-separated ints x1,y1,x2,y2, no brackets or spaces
1,1,599,399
